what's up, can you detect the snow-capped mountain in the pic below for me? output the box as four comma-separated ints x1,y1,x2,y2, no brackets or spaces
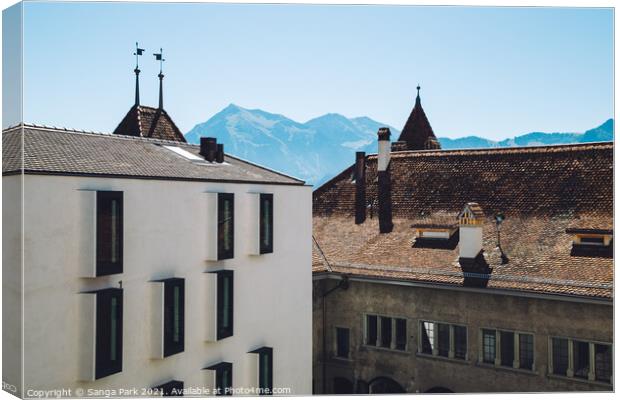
185,104,613,186
185,104,399,185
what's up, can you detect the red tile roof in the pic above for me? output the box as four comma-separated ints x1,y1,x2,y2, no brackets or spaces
313,142,613,299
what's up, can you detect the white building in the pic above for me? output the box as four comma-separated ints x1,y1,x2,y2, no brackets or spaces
2,81,312,396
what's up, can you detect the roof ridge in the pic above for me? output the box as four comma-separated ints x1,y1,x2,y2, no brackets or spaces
364,141,613,159
14,123,192,146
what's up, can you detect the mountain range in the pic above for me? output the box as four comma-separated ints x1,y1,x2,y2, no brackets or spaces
185,104,613,186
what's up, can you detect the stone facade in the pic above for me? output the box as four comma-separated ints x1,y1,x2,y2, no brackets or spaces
312,277,613,394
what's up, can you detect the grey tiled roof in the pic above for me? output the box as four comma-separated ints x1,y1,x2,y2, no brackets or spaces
2,125,304,185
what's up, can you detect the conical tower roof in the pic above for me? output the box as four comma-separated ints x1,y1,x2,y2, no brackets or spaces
397,86,440,150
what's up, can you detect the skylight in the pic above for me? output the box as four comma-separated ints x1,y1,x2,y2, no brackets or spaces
163,145,204,161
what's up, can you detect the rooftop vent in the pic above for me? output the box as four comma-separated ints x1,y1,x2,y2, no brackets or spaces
199,137,225,163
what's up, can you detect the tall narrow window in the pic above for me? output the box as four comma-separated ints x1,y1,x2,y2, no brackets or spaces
552,338,569,376
519,334,534,370
259,193,273,254
595,344,612,383
395,319,407,351
218,193,234,260
482,329,496,364
154,380,184,397
454,325,467,360
380,317,392,348
250,347,273,395
437,323,450,357
336,328,350,358
163,278,185,357
420,321,434,354
217,270,234,340
96,191,123,276
572,340,590,379
366,315,377,346
500,331,515,367
205,363,232,396
95,288,123,379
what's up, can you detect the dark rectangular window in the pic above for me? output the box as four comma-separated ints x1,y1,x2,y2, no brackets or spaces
95,288,123,379
435,323,448,357
336,328,349,358
366,315,377,346
154,380,184,397
395,318,407,351
580,236,605,245
205,363,232,396
454,325,467,360
218,193,234,260
259,193,273,254
163,278,185,357
500,331,515,367
96,191,123,276
573,340,590,379
552,338,569,376
256,347,273,395
380,317,392,348
420,321,434,354
519,334,534,370
217,270,234,340
595,344,612,383
482,329,496,364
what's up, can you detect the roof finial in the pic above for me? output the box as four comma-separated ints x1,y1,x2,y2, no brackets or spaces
416,84,421,97
133,42,144,106
153,48,165,109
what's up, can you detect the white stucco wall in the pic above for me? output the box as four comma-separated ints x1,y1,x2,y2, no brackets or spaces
18,174,312,396
2,174,23,397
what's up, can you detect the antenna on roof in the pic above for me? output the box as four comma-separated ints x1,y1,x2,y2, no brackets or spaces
153,48,165,109
133,42,145,106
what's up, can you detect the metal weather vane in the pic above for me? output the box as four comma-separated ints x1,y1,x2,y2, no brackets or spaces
134,42,145,68
153,48,165,73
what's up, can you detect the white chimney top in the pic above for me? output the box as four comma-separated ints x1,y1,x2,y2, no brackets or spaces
377,127,391,172
458,202,485,259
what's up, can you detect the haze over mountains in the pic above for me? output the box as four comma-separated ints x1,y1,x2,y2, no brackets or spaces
184,104,613,186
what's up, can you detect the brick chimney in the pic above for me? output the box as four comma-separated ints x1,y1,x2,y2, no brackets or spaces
377,128,393,234
354,152,366,224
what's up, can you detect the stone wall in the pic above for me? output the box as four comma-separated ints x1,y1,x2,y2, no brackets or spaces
312,277,613,393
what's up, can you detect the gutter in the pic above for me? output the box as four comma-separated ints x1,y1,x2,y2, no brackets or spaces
313,272,612,306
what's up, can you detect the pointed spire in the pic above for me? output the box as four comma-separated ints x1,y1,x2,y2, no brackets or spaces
133,42,144,106
153,48,165,109
396,84,441,150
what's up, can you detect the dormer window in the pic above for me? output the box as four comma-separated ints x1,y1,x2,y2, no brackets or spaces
566,228,612,257
411,219,459,250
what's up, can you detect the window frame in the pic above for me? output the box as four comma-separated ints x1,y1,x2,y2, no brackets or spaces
418,320,468,361
479,328,535,372
216,270,234,340
548,335,612,384
163,278,185,357
259,193,274,254
335,327,350,359
250,347,273,395
217,193,235,260
205,362,233,396
153,380,184,397
94,288,123,379
363,313,408,352
96,191,123,276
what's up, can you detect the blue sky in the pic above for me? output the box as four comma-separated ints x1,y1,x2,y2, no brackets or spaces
13,2,614,139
